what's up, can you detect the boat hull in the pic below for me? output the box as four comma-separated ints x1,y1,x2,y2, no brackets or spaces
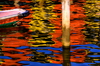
0,21,18,28
0,8,29,28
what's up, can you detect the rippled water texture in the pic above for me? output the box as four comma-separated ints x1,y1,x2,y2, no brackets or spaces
71,0,100,66
0,0,62,66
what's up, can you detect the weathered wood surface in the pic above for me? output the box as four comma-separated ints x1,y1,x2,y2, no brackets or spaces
62,0,70,66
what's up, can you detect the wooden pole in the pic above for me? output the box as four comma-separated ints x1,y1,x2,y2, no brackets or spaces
14,0,20,7
62,0,70,66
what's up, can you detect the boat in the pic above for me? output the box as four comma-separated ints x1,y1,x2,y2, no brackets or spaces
0,8,29,28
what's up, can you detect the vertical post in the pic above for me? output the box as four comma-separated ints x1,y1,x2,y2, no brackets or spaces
14,0,20,7
62,0,70,66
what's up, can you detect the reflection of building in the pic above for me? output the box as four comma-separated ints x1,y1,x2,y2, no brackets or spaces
0,8,29,28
